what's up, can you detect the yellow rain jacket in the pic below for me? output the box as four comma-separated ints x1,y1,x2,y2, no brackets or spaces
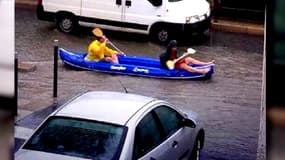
86,40,117,61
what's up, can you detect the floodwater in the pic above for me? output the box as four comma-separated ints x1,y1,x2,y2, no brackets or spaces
16,7,264,160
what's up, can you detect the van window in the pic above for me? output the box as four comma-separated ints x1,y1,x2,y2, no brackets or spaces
148,0,163,6
169,0,183,2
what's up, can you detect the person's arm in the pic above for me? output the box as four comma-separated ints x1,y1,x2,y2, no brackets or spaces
104,36,125,55
104,46,118,57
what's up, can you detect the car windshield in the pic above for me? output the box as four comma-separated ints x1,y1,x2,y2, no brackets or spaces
23,116,127,160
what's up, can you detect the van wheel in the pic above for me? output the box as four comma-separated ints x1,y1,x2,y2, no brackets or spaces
56,14,78,33
151,27,171,44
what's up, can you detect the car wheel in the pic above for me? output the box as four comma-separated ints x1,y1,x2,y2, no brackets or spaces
56,14,78,33
189,138,202,160
151,27,171,44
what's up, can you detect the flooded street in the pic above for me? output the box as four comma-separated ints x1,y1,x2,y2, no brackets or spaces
16,8,264,160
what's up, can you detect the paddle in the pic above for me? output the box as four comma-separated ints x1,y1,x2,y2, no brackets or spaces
166,48,196,70
107,39,126,56
93,28,125,56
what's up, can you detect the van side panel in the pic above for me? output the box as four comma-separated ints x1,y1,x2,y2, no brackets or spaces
81,0,122,22
124,0,165,27
42,0,81,15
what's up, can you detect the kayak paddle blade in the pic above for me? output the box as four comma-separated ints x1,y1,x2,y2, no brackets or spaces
166,60,175,70
187,48,196,54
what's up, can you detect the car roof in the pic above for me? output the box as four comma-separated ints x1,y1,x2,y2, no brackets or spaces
54,91,156,125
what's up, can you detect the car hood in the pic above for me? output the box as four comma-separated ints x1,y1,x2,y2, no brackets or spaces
15,149,91,160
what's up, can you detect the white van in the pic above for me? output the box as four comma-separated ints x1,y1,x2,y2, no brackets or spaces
37,0,211,43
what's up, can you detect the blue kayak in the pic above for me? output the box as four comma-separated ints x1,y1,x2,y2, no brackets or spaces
58,48,214,80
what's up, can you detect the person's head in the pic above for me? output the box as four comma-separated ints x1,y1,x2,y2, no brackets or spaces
97,36,106,43
166,40,178,56
92,28,106,43
168,40,177,48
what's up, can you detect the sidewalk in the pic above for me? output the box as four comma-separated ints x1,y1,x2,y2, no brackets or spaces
15,0,264,36
211,19,264,36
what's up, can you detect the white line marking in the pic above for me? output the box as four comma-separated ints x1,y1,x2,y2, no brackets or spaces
15,126,34,140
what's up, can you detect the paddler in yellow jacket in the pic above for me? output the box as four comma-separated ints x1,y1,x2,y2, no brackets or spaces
85,28,124,64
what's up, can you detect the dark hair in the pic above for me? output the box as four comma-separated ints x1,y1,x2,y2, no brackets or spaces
95,35,103,40
167,40,177,49
166,40,177,58
159,40,178,68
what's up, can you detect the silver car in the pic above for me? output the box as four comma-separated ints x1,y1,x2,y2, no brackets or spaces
15,91,205,160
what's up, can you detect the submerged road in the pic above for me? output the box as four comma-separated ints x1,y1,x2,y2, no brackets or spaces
15,7,264,160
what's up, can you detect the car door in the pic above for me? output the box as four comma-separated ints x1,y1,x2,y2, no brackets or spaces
81,0,123,26
133,112,177,160
153,105,194,160
122,0,165,32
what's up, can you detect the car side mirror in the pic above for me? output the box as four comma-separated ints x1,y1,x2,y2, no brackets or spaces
181,118,196,128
